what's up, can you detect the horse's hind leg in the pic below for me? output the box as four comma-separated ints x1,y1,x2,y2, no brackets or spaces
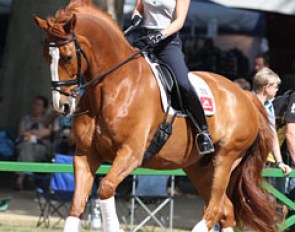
64,152,101,232
201,151,239,231
185,151,240,232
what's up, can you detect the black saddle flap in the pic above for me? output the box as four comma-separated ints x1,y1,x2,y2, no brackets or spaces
155,63,174,93
147,53,182,110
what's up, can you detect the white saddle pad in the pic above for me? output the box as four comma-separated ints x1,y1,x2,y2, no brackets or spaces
144,54,215,117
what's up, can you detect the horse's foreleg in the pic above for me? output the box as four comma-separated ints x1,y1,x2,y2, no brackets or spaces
100,144,140,199
99,144,141,232
64,153,101,232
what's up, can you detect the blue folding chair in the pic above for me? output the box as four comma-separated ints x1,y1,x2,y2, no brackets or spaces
129,175,175,232
0,197,12,211
35,154,75,228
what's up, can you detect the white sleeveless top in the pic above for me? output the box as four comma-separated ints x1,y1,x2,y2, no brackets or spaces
143,0,176,30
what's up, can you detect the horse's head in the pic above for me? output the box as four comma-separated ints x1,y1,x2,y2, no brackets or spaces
34,3,136,116
33,13,90,115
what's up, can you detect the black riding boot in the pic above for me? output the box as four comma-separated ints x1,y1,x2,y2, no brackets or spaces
184,87,215,155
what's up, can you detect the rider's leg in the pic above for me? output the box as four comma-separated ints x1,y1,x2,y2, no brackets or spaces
184,85,214,154
155,33,214,154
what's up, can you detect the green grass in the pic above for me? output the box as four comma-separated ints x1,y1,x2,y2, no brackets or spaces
0,225,189,232
0,225,99,232
0,226,62,232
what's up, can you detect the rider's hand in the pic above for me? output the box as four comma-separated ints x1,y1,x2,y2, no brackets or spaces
130,15,143,27
124,15,143,36
146,31,167,47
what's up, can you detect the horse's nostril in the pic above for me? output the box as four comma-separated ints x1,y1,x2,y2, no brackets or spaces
63,103,70,114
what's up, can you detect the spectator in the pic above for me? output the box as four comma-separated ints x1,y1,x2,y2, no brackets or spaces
281,59,295,93
252,68,292,190
45,109,75,155
254,52,270,73
15,96,52,190
279,90,295,231
284,92,295,192
52,115,75,155
234,78,251,91
248,52,271,87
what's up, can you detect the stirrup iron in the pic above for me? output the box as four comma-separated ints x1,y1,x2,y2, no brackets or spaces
195,132,215,155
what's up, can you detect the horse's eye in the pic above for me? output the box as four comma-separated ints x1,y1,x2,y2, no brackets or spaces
64,55,73,63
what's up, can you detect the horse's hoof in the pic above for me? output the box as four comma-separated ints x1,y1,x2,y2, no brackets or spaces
209,227,219,232
192,219,209,232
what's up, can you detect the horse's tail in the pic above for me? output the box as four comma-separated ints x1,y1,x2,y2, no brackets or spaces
228,94,281,232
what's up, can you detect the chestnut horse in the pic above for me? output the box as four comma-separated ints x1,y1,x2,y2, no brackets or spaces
33,1,280,232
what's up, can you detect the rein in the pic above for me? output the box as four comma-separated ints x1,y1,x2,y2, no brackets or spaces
80,35,152,88
47,32,141,97
80,51,141,89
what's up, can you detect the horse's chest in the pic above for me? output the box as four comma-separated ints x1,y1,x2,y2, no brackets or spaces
94,125,118,155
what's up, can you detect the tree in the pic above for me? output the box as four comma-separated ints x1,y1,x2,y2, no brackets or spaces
94,0,125,28
0,0,125,134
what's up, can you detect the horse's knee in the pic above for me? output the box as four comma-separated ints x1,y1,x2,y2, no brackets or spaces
99,178,116,199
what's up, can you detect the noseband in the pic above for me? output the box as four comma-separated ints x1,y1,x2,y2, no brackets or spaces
46,32,141,97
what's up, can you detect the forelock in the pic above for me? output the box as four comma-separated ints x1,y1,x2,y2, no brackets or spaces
46,10,73,40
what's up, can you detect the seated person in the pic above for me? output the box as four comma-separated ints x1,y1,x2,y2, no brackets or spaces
234,78,251,91
15,96,52,190
52,115,75,155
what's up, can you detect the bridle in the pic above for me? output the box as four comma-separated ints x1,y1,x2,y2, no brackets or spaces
48,33,89,97
46,32,141,98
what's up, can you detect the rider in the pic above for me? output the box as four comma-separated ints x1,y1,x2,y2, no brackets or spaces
130,0,214,155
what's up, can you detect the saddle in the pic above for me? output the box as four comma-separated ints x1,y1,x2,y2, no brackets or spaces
143,52,215,116
143,53,177,108
141,52,215,163
143,52,181,111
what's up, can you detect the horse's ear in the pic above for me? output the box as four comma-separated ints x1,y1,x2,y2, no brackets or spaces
64,14,77,34
33,15,49,32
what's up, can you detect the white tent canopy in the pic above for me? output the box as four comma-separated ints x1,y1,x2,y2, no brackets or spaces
211,0,295,16
124,0,263,36
186,1,262,35
1,0,295,16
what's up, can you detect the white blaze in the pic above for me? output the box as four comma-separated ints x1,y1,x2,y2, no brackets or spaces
49,47,64,112
69,96,76,115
